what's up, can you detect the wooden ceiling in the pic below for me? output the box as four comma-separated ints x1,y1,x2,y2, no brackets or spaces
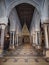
16,3,35,29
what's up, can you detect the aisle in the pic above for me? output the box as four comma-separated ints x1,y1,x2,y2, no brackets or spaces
5,43,37,56
16,43,36,56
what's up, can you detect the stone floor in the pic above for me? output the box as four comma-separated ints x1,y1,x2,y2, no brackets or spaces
4,43,43,56
5,43,38,56
0,43,49,65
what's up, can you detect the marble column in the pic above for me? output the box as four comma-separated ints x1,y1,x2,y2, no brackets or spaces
30,35,32,44
9,32,12,49
35,31,40,45
32,34,35,47
15,34,17,46
44,24,49,49
9,31,15,50
9,32,11,48
13,32,15,48
1,29,4,49
16,34,19,46
43,24,49,57
0,24,5,56
32,33,36,47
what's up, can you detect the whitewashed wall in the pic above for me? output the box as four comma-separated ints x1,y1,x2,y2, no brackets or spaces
30,8,40,34
0,0,8,24
41,0,49,23
9,8,22,32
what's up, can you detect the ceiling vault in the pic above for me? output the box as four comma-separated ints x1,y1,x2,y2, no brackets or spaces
16,3,35,30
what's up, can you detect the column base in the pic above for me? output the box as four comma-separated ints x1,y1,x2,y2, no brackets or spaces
15,43,19,47
9,45,15,51
17,44,19,47
0,49,3,57
32,43,36,48
46,49,49,58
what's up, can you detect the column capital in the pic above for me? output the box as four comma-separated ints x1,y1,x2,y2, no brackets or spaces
35,31,40,33
16,33,19,35
44,23,49,49
43,23,48,29
35,29,40,32
0,23,6,29
32,33,36,35
0,17,8,25
10,31,15,33
43,23,48,25
42,19,49,24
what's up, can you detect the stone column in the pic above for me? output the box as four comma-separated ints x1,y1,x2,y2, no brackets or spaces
30,35,32,44
9,31,15,50
30,35,31,44
33,34,35,44
15,34,17,46
43,24,49,57
44,24,49,49
35,31,40,45
9,32,12,49
12,31,15,49
16,34,19,46
1,29,4,49
0,24,6,56
32,33,36,46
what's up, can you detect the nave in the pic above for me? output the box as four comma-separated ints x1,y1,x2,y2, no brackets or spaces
3,43,39,56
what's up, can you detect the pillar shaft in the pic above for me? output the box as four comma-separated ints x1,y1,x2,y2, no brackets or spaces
36,32,38,45
15,34,16,45
10,32,12,46
9,31,15,50
35,31,40,45
30,35,32,44
30,35,31,43
17,34,19,46
33,34,35,44
0,24,5,56
44,24,49,49
9,32,12,49
13,32,15,48
1,29,5,49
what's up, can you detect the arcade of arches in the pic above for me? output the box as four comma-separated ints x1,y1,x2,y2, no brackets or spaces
0,0,49,65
